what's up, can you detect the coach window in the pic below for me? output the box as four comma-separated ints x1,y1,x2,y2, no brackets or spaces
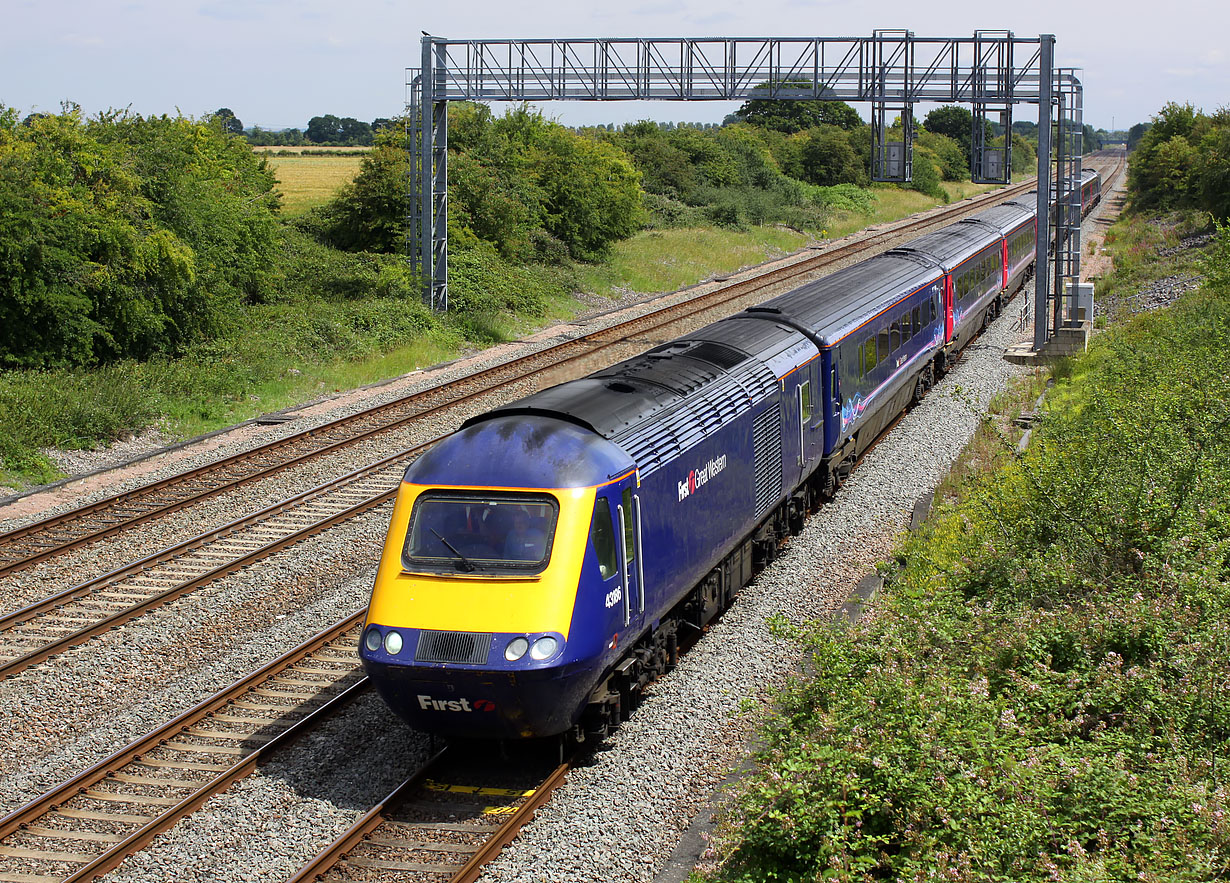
912,306,922,337
930,297,938,323
590,498,618,580
863,336,877,374
890,321,900,351
900,312,912,343
877,330,890,361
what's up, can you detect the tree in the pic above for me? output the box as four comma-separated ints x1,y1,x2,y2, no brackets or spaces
1127,122,1151,151
1082,124,1101,154
915,129,968,181
922,105,985,159
306,114,343,143
338,117,373,146
0,106,279,367
796,125,865,187
212,107,243,135
1197,122,1230,219
733,80,862,134
528,126,644,261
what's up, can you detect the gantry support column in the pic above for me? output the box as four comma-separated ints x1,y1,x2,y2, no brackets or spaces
1033,35,1054,350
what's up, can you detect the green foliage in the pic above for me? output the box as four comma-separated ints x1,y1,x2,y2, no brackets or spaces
1010,133,1037,175
796,125,867,187
0,363,159,476
0,105,279,368
275,225,418,302
923,105,986,158
315,104,643,263
304,143,408,253
732,80,863,134
1201,221,1230,292
916,129,969,181
709,269,1230,881
305,114,374,146
907,146,946,199
530,125,644,261
1128,102,1230,219
447,242,576,341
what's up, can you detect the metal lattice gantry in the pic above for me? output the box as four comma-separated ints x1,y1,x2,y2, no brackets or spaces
408,33,1084,351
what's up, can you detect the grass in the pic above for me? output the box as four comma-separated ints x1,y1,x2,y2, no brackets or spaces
821,181,1002,241
575,226,808,298
1093,211,1212,323
265,154,364,215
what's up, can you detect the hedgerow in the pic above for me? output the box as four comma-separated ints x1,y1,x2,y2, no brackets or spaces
707,227,1230,882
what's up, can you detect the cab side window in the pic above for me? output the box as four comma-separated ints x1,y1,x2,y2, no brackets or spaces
590,498,618,580
621,487,636,565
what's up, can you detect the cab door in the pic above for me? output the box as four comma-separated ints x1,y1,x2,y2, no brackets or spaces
797,364,821,468
614,480,645,633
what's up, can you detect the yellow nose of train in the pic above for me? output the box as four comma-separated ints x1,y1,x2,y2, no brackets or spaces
360,414,636,739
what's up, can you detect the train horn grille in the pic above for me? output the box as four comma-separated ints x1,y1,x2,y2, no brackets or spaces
414,630,492,665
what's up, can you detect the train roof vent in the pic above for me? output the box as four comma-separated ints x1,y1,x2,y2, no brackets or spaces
686,341,748,369
618,420,681,473
644,339,748,370
611,375,757,476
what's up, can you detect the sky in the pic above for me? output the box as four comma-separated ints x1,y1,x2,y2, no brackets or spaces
5,0,1227,133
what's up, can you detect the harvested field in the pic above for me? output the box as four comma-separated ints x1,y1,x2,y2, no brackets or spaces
265,153,364,214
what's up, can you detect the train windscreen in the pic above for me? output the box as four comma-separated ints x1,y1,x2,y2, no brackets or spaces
402,493,559,575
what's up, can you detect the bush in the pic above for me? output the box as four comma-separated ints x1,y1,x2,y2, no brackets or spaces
447,241,576,321
796,125,867,187
276,226,419,302
642,192,707,229
710,272,1230,882
0,106,279,368
907,147,946,199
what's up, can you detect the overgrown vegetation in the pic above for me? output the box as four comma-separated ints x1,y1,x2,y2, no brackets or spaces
703,221,1230,883
700,102,1230,882
1128,101,1230,219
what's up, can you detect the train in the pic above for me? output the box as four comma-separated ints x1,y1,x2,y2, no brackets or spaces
359,168,1100,742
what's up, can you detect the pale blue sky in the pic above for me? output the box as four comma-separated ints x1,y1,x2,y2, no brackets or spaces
6,0,1225,131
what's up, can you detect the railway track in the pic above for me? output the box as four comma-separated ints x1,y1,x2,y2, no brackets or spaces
0,178,1040,583
0,617,367,883
0,452,410,678
287,749,569,883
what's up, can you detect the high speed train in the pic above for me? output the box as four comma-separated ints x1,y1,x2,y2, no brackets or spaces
359,169,1099,742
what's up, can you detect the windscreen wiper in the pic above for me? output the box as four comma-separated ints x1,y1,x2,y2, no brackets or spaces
430,528,476,572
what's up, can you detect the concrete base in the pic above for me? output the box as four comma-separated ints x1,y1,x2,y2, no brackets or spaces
1004,321,1091,365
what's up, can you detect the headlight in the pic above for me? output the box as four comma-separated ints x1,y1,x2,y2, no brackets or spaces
383,630,404,655
530,636,558,660
364,627,381,652
504,637,529,661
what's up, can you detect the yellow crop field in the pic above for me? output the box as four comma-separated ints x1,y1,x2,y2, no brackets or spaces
263,154,365,215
